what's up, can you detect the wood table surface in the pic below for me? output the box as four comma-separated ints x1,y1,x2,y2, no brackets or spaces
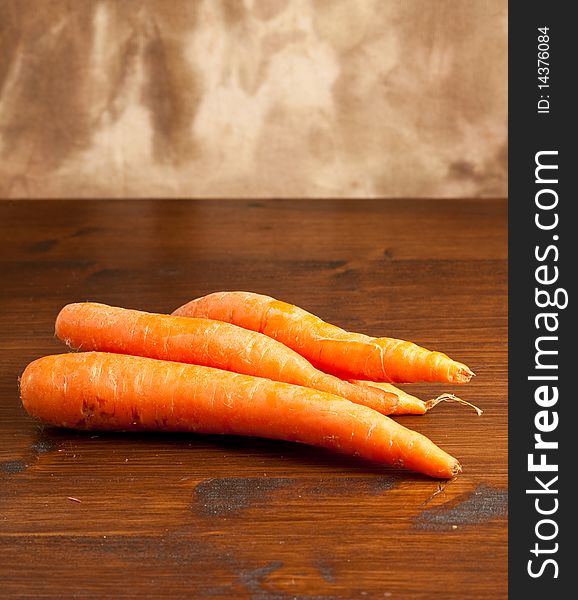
0,199,507,599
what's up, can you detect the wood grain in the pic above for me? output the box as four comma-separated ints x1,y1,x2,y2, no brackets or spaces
0,199,507,599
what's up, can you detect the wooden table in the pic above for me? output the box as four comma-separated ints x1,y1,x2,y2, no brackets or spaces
0,199,507,599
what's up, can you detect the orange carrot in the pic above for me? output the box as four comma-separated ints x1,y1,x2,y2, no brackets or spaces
55,303,400,415
351,381,482,416
20,352,461,478
173,292,474,384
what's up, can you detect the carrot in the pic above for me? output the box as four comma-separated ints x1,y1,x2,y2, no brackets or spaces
173,292,474,384
55,303,400,415
351,381,483,416
20,352,461,478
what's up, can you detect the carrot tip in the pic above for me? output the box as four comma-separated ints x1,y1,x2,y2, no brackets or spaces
454,366,475,383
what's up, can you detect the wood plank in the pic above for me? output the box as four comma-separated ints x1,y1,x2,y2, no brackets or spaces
0,199,507,599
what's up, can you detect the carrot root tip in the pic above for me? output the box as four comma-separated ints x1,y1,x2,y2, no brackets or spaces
453,461,462,476
424,394,483,416
455,366,475,383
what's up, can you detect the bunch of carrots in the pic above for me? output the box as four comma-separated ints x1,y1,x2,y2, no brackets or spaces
20,291,479,479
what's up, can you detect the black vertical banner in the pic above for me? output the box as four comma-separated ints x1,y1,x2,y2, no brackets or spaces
509,2,574,596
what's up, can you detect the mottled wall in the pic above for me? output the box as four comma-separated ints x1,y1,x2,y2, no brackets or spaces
0,0,507,199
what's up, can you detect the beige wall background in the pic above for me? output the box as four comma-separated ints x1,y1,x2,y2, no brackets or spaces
0,0,507,199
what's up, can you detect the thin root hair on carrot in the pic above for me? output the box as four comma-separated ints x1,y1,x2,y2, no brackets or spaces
424,394,483,416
